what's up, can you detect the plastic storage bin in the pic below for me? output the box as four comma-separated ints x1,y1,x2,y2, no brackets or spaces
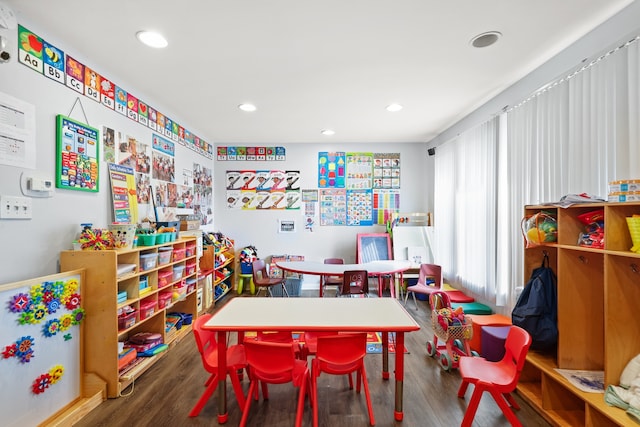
137,234,157,246
158,291,173,309
173,283,187,301
173,248,186,261
158,269,173,288
139,253,158,271
139,300,157,320
186,277,197,293
185,243,197,257
185,261,197,276
172,265,185,281
118,311,136,330
158,247,173,265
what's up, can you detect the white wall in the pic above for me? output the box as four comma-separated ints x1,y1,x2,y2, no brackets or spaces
0,20,213,284
213,143,431,266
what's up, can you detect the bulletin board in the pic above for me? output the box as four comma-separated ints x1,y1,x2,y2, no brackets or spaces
0,270,85,427
356,233,392,263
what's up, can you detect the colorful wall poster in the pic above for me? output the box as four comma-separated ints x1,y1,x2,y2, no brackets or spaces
225,170,300,210
373,189,400,225
346,189,373,226
318,152,345,188
18,25,44,73
319,189,347,226
373,153,401,189
55,115,99,192
108,163,138,224
346,152,373,189
83,66,101,103
285,170,301,190
42,40,65,85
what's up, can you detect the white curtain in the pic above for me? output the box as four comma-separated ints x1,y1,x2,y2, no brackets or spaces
434,118,498,302
436,36,640,310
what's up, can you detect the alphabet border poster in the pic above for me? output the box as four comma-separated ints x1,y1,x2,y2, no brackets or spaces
55,115,99,192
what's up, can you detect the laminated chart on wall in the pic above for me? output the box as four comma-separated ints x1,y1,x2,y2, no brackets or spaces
226,170,300,210
346,152,373,189
373,153,400,189
318,152,346,188
108,163,138,224
346,189,373,226
373,189,400,225
320,189,347,226
55,115,99,192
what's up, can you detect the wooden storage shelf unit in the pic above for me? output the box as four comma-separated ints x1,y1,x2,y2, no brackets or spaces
60,237,199,398
518,202,640,426
214,240,235,302
199,238,235,309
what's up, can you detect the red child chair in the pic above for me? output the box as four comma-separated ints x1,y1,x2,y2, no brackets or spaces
457,325,532,427
404,264,442,309
240,339,310,427
189,313,248,417
311,333,375,427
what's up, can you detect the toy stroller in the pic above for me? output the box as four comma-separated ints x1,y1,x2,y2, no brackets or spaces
426,291,478,371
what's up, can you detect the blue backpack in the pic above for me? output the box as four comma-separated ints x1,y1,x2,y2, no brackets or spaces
512,252,558,351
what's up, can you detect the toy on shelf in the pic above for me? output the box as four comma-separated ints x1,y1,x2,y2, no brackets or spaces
627,215,640,253
238,245,258,274
521,211,557,248
426,291,477,371
577,209,604,249
77,224,115,250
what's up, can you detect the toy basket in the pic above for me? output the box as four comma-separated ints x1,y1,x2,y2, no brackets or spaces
521,211,557,248
431,311,474,342
626,216,640,253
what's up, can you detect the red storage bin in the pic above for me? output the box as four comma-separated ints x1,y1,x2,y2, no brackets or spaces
185,261,197,276
139,300,157,320
158,269,173,288
185,243,196,257
158,291,173,309
173,248,186,261
118,311,136,330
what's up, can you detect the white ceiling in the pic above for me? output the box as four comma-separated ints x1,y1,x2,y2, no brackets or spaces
4,0,636,144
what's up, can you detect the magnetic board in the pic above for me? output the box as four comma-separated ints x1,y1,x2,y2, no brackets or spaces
0,270,84,427
357,233,392,263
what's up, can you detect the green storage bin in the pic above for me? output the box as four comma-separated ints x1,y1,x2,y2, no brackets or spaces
137,234,157,246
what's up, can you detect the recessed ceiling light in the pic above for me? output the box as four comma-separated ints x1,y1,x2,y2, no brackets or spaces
386,103,403,112
320,129,335,136
136,30,168,48
238,103,257,112
470,31,502,48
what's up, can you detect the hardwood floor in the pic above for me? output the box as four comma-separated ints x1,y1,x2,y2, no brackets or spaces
75,291,551,427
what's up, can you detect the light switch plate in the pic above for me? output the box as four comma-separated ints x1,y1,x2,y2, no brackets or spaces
0,195,32,219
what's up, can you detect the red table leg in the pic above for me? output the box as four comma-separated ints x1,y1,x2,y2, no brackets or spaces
381,331,389,379
394,332,405,421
